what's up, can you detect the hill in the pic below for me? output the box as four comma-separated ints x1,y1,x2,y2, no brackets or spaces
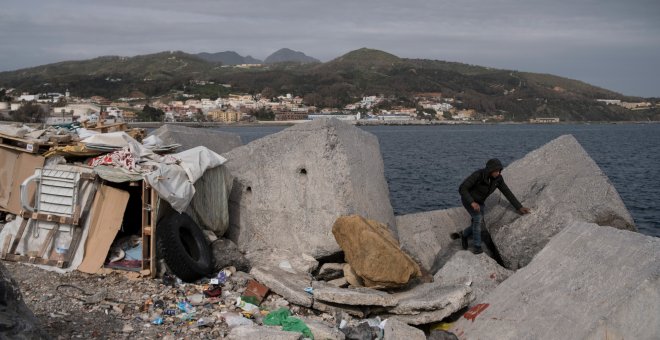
0,48,656,121
196,51,262,65
264,48,320,64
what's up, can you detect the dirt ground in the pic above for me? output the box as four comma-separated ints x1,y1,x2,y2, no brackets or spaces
4,261,239,339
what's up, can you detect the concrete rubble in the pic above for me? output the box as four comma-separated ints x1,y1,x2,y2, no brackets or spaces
484,134,636,269
332,215,421,288
451,221,660,340
222,119,396,258
433,251,513,305
383,318,425,340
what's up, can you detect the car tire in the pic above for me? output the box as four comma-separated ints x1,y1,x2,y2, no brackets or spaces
157,212,212,282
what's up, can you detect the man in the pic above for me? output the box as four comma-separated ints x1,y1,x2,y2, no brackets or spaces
457,158,530,254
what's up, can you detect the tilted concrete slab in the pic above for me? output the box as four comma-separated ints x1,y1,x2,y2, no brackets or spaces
451,221,660,340
149,124,242,155
312,281,398,307
395,207,470,272
250,266,313,307
387,282,473,315
223,119,395,258
434,251,513,306
484,135,635,269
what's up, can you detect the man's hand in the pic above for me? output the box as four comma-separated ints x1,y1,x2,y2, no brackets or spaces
471,202,480,212
518,207,531,214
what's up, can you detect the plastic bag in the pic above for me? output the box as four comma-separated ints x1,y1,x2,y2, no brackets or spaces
263,308,291,326
282,317,314,339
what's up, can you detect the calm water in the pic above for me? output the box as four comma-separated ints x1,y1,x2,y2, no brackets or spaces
211,123,660,237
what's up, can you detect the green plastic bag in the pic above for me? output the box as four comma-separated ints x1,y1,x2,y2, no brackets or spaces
282,317,314,339
263,308,291,326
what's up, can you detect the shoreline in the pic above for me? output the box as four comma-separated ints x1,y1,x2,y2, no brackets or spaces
125,119,660,129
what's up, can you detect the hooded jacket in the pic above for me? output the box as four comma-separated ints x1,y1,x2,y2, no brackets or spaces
458,158,522,210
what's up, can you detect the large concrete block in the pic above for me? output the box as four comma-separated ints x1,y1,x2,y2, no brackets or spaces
149,124,242,154
383,319,425,340
223,119,395,258
451,221,660,340
484,135,635,269
396,207,470,272
433,251,513,306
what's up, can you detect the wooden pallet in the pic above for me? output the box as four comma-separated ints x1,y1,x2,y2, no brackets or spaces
141,182,158,278
0,132,53,154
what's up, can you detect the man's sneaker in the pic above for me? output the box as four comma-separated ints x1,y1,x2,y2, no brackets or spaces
460,231,468,250
471,247,483,255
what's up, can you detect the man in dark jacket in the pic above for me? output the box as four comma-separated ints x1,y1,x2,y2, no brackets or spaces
458,158,530,254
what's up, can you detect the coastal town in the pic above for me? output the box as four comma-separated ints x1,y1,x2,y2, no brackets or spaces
0,86,655,125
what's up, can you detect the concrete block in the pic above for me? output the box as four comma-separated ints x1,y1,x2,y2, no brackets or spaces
383,319,425,340
387,282,473,315
245,248,319,274
484,135,635,269
451,221,660,340
433,251,513,305
395,207,470,272
223,119,396,258
317,263,345,281
149,124,242,155
301,318,346,340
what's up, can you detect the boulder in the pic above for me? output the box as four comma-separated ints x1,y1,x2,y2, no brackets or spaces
149,124,242,155
383,319,425,340
223,119,396,258
484,135,635,269
250,266,313,307
211,238,251,273
228,325,302,340
433,251,513,305
333,215,421,288
312,281,398,307
451,221,660,340
395,207,470,272
0,262,48,339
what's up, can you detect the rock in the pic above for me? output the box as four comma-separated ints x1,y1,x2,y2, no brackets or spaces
383,318,425,340
484,135,635,269
211,238,251,273
223,119,396,258
149,124,242,155
121,323,134,333
227,325,302,340
340,322,379,340
451,221,660,340
433,250,513,305
317,263,346,281
343,264,364,287
302,318,346,340
332,215,421,288
387,282,473,315
250,267,313,307
312,281,398,307
327,277,349,288
246,248,319,274
396,207,470,272
0,262,48,339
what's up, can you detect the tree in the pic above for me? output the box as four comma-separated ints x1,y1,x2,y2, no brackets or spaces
138,105,165,122
12,102,46,123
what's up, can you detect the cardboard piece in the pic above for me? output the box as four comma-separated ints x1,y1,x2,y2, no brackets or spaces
77,185,130,274
0,148,45,214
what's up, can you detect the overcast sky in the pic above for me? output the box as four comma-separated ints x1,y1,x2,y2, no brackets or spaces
1,0,659,97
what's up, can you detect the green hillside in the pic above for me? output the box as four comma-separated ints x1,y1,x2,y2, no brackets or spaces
0,48,657,121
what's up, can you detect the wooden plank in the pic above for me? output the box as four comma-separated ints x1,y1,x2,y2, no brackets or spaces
37,223,59,259
1,236,12,259
20,211,73,225
149,187,157,278
66,180,99,266
3,253,64,267
8,218,29,254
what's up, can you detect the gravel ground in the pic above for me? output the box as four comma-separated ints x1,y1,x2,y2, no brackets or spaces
3,261,330,339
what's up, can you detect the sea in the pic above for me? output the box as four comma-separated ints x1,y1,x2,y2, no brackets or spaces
210,123,660,238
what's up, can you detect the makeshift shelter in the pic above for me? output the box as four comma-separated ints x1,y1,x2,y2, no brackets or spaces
0,124,232,281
